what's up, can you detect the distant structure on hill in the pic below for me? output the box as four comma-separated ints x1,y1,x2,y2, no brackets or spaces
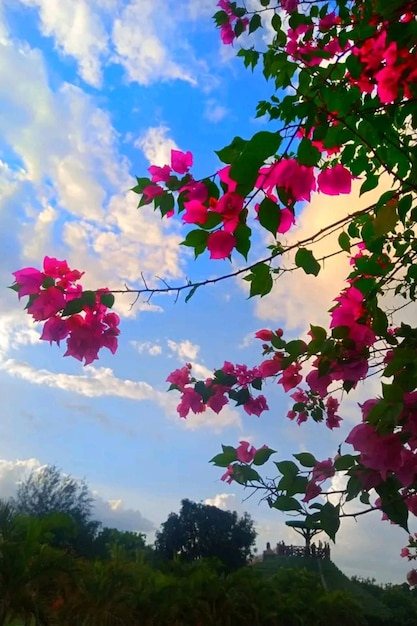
262,539,331,561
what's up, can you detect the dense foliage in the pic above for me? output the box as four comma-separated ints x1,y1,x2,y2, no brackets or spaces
154,498,256,572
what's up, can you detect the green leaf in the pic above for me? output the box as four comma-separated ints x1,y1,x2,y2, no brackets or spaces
215,136,247,164
62,297,84,317
319,502,340,542
234,223,252,260
100,292,115,309
258,197,280,236
275,460,299,476
272,495,302,512
373,202,398,237
182,229,209,258
253,447,276,466
293,452,317,468
334,454,356,471
42,276,55,289
249,13,261,33
297,138,321,167
185,284,199,303
244,263,273,298
232,464,261,485
360,174,379,195
295,248,321,276
210,450,237,467
338,232,351,253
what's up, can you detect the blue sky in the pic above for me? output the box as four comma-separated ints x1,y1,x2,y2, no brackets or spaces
0,0,413,583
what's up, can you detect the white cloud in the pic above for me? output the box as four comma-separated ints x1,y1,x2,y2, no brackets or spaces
131,341,162,356
135,125,178,167
204,99,228,123
16,0,109,87
93,495,154,532
205,492,240,511
167,339,200,361
111,0,196,86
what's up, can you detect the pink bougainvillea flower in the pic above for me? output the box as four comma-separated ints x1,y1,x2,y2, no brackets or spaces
401,547,411,558
212,192,244,233
259,357,283,377
177,387,206,418
243,394,269,417
142,184,164,203
27,287,66,321
221,464,234,484
346,423,403,479
255,329,273,341
148,164,171,183
302,480,322,503
278,363,302,392
180,180,208,203
207,386,229,414
263,158,316,202
407,569,417,587
40,316,69,346
317,164,353,195
166,364,192,391
12,267,44,299
281,0,299,12
277,208,296,234
207,230,236,259
217,165,237,192
43,257,84,288
236,441,257,463
220,22,235,45
312,459,335,483
171,149,193,174
306,368,332,398
182,199,209,225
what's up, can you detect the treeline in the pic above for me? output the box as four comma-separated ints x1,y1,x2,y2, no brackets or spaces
2,465,417,625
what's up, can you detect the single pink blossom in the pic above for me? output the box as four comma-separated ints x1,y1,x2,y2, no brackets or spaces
407,569,417,587
177,388,206,418
142,184,164,203
317,165,353,195
171,149,193,174
148,164,171,183
236,441,257,464
281,0,299,12
255,329,273,342
312,459,335,483
278,363,302,392
182,199,208,225
12,267,44,299
302,481,322,502
207,230,236,259
217,165,237,192
278,208,296,234
401,547,411,558
212,192,244,233
221,464,234,484
243,394,269,417
167,365,192,390
27,287,66,321
40,316,69,346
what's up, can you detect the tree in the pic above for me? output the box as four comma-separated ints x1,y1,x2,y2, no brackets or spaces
94,527,147,561
10,0,417,576
12,465,100,556
154,498,256,572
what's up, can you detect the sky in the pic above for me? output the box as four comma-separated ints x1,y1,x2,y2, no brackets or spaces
0,0,414,584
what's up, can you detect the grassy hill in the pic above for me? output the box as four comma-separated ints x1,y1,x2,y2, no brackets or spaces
254,555,389,622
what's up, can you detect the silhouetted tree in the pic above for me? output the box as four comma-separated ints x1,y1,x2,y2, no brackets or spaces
12,465,99,557
155,499,256,572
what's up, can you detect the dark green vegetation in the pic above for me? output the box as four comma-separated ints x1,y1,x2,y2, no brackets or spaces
2,467,417,625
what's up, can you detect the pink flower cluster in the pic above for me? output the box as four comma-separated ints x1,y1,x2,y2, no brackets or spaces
303,458,336,503
255,159,353,206
306,285,376,398
221,440,269,484
167,361,268,420
351,27,417,103
286,18,345,67
12,257,120,366
216,1,249,45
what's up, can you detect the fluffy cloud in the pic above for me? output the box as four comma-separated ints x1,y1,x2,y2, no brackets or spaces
135,125,179,167
131,341,162,356
205,492,240,511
